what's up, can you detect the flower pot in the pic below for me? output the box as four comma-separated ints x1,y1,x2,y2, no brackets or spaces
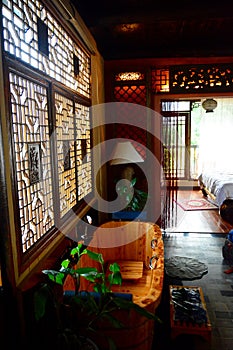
112,210,147,220
57,329,99,350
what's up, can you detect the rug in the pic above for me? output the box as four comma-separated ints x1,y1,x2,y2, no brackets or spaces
165,256,208,280
175,198,218,211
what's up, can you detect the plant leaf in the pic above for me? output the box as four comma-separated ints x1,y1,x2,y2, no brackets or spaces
111,297,162,322
76,266,98,275
108,271,122,285
33,284,53,320
109,262,121,273
42,269,65,285
61,259,70,269
70,244,87,257
87,250,104,264
130,177,137,187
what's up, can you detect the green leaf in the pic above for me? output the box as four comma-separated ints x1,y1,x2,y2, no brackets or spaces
76,266,98,273
109,262,121,273
34,293,47,320
73,291,99,313
87,250,104,264
70,244,87,257
82,271,104,283
137,190,148,198
100,312,125,329
93,283,109,293
75,266,98,278
108,271,122,285
33,284,52,321
130,177,137,187
61,259,70,269
111,297,162,322
42,269,65,285
108,263,122,285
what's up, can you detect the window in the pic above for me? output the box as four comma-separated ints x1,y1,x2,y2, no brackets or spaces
161,100,199,181
2,0,93,256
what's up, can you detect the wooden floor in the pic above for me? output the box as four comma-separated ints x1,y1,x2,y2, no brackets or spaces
165,189,232,233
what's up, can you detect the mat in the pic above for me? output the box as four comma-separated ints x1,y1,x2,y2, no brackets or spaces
175,198,218,211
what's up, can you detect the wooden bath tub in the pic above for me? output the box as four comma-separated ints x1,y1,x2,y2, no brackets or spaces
79,221,164,350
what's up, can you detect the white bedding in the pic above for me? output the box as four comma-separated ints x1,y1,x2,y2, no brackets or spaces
198,171,233,207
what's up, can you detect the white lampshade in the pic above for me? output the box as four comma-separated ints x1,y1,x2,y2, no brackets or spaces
110,141,144,165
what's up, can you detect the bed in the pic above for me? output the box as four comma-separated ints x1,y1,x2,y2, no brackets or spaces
198,171,233,224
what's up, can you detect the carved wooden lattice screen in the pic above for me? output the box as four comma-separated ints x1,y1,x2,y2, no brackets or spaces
2,0,91,98
75,103,92,201
55,94,77,218
2,0,92,253
55,94,92,218
151,64,233,94
9,73,54,252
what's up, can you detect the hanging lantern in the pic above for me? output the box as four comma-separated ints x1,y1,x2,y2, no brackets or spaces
202,98,217,113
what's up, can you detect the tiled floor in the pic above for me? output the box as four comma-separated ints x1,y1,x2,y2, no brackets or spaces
153,231,233,350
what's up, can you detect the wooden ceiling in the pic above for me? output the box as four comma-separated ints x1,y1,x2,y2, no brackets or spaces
71,0,233,60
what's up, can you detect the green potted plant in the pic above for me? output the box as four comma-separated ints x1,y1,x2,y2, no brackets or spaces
33,243,160,350
112,177,148,220
33,243,100,350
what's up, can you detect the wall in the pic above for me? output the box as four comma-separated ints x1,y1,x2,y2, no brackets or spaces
0,1,105,347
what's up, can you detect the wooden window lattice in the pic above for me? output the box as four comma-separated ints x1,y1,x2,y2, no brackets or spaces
2,0,91,98
4,0,93,253
75,103,92,201
151,68,170,93
55,94,92,218
9,72,54,252
55,94,77,218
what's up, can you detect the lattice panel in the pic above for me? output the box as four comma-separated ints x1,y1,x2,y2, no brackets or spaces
112,103,147,159
55,94,77,218
75,103,92,200
170,64,233,93
2,0,91,98
9,72,54,252
162,115,186,179
113,82,147,157
114,85,146,105
151,68,170,93
115,72,145,81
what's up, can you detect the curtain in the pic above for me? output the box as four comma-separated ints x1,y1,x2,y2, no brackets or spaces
198,98,233,174
161,110,178,231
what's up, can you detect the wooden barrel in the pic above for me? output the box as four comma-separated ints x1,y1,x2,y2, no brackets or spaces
78,221,164,350
81,309,155,350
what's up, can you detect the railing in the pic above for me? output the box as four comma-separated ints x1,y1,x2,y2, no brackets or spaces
163,145,199,180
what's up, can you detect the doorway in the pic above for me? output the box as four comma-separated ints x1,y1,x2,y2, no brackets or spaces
157,95,233,233
161,99,203,183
